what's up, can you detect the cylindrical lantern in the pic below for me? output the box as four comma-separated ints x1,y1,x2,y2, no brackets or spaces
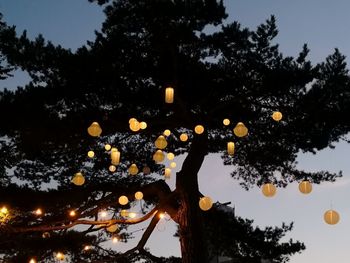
153,150,165,163
135,191,143,200
155,135,167,149
107,224,118,233
272,111,283,121
109,165,116,172
120,209,128,217
233,122,248,137
105,144,111,151
72,172,85,186
163,129,171,136
142,166,151,175
167,152,175,160
128,164,139,175
299,180,312,194
118,195,129,205
170,161,177,168
165,87,174,103
194,125,204,135
164,168,171,179
324,210,340,225
227,142,235,155
87,122,102,137
262,183,276,197
223,119,230,126
129,118,140,132
111,148,120,165
199,196,213,211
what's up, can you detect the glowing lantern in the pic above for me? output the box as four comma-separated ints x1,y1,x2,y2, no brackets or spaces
194,125,204,135
128,164,139,175
223,119,230,126
135,191,144,200
69,210,76,217
324,210,340,225
72,172,85,186
165,87,174,103
153,150,165,163
118,196,129,205
56,252,64,261
180,133,188,142
34,208,43,216
227,142,235,155
142,166,151,175
155,135,167,149
164,168,171,179
109,165,116,172
129,212,137,218
262,183,277,197
99,210,107,218
120,209,128,217
0,206,8,214
140,121,147,129
299,180,312,194
129,118,137,124
87,122,102,137
170,162,177,168
87,150,95,158
272,111,283,121
110,148,120,165
163,129,171,136
129,119,140,132
167,152,175,160
233,122,248,137
105,144,111,151
29,258,37,263
199,196,213,211
107,224,118,233
84,245,91,251
112,236,119,243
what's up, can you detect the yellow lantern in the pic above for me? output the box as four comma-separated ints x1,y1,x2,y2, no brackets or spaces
109,165,116,173
179,133,188,142
87,150,95,158
227,142,235,155
129,119,140,132
324,210,340,225
299,180,312,194
167,152,175,160
72,172,85,186
194,125,204,135
135,191,143,200
153,150,165,163
262,183,276,197
142,166,151,175
199,196,213,211
87,122,102,137
223,118,230,126
118,196,129,205
107,224,118,233
120,209,128,217
140,121,147,129
165,87,174,103
155,135,167,149
164,168,171,179
272,111,283,121
105,144,111,151
110,148,120,165
233,122,248,137
56,252,64,261
170,161,177,168
128,164,139,175
163,129,171,136
0,206,8,214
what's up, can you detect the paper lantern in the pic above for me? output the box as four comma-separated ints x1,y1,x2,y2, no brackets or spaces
107,224,118,233
180,133,188,142
84,245,91,251
120,209,128,217
164,168,171,179
227,142,235,155
87,122,102,137
56,252,64,261
262,183,276,197
72,172,85,186
155,135,167,149
165,87,174,103
233,122,248,137
223,119,230,126
128,164,139,175
163,129,171,136
129,119,140,132
272,111,283,121
194,125,204,135
142,166,151,175
135,191,143,200
0,206,8,214
109,165,116,172
153,150,165,163
324,210,340,225
170,161,177,168
118,196,129,205
99,210,107,218
299,180,312,194
167,152,175,160
199,196,213,211
140,121,147,129
105,144,111,151
110,148,120,165
87,150,95,158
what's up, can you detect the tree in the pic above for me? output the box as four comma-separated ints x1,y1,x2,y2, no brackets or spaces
0,0,349,262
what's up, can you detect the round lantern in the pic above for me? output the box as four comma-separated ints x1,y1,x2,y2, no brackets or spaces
164,168,171,179
163,129,171,136
165,87,174,103
72,172,85,186
87,122,102,137
262,183,276,197
180,133,188,142
194,125,204,135
135,191,143,200
223,119,230,126
107,224,118,233
128,164,139,175
170,162,177,168
167,152,175,160
153,150,165,163
142,166,151,175
87,150,95,158
129,119,140,132
299,180,312,194
324,210,340,225
110,148,120,165
227,142,235,155
272,111,283,121
233,122,248,137
109,165,116,173
105,144,111,151
199,196,213,211
155,135,167,149
120,209,128,217
118,196,129,206
140,121,147,130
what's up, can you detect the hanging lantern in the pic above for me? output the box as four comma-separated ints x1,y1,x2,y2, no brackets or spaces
118,196,129,205
299,180,312,194
227,142,235,155
109,165,116,173
140,121,147,129
272,111,283,121
128,164,139,175
129,118,140,132
165,87,174,103
155,135,167,149
153,150,165,163
324,210,340,225
120,209,128,217
199,196,213,211
110,148,120,165
105,144,111,151
107,224,118,233
194,125,204,135
223,119,230,126
142,166,151,175
167,152,175,160
163,129,171,136
233,122,248,137
179,133,188,142
87,122,102,137
164,168,171,179
72,172,85,186
135,191,143,200
262,183,277,197
87,150,95,158
170,161,177,168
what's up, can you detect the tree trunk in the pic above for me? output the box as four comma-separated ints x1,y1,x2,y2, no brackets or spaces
176,133,209,263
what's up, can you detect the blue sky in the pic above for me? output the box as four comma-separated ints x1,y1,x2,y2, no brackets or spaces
1,1,350,262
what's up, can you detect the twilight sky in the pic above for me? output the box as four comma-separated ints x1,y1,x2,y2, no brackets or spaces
1,1,350,262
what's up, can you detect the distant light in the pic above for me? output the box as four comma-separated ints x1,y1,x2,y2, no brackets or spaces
69,210,76,217
159,213,165,219
29,258,37,263
129,212,137,218
56,252,64,261
223,119,230,126
170,162,177,168
100,210,108,218
112,236,119,243
0,206,8,214
84,245,91,251
34,208,43,216
167,152,175,160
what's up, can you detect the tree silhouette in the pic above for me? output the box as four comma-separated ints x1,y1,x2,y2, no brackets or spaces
0,0,349,262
